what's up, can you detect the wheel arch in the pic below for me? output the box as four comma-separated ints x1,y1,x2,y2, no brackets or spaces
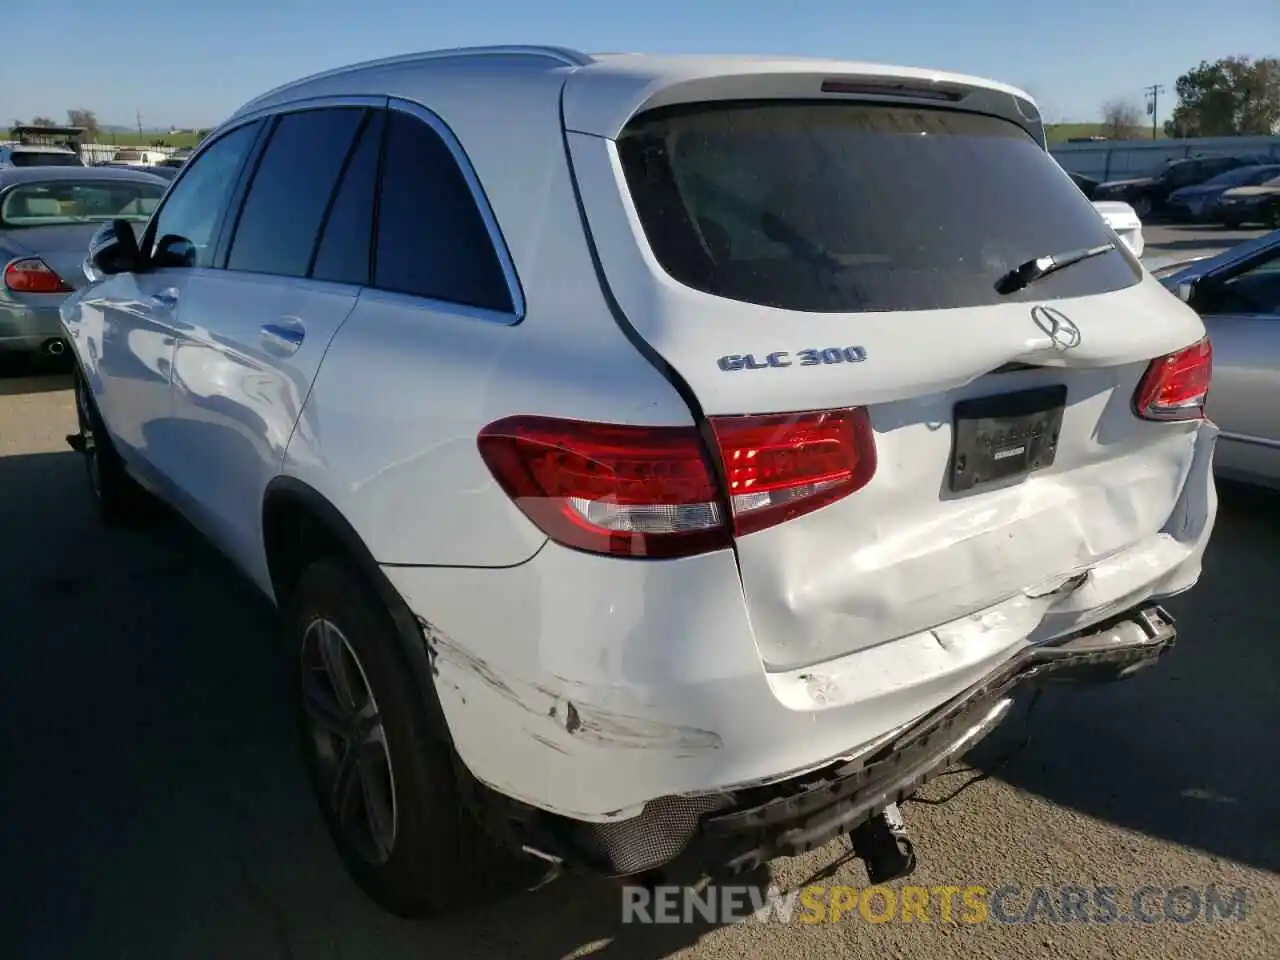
262,475,451,735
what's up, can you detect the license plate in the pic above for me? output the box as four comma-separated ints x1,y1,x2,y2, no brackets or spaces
949,385,1067,493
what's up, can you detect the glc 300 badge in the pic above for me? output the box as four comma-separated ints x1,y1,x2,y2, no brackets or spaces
717,346,867,372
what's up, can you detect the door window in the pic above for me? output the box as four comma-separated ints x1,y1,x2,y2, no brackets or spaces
1210,250,1280,316
147,120,262,268
226,107,367,279
372,109,513,313
310,110,384,286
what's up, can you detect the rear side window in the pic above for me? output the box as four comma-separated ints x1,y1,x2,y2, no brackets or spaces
373,110,512,313
227,107,366,278
618,102,1142,313
311,110,384,286
11,151,82,168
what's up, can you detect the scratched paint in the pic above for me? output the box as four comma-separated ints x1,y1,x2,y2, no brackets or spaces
418,617,722,753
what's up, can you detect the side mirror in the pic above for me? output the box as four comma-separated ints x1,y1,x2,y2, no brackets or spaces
83,218,140,282
1175,279,1197,304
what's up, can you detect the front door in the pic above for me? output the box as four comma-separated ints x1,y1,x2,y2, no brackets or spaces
1198,244,1280,486
86,120,265,485
166,103,382,587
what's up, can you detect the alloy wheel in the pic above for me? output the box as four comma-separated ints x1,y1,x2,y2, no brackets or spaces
299,618,399,865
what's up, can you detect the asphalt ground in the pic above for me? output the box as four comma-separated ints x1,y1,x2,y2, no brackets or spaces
1,226,1276,959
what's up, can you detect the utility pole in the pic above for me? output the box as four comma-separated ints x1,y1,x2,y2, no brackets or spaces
136,110,143,137
1143,84,1165,140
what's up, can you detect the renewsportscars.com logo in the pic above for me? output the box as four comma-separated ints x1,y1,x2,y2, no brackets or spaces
621,883,1250,925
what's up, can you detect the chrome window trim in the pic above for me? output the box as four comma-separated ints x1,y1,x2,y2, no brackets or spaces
382,96,526,324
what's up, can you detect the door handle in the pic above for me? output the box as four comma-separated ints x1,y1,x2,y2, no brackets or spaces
150,289,179,309
260,317,306,352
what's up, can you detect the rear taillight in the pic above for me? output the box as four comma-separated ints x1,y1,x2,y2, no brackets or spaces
3,258,72,294
710,408,876,536
1133,337,1213,422
477,408,876,558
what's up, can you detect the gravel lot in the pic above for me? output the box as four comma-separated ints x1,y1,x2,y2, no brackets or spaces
2,227,1277,959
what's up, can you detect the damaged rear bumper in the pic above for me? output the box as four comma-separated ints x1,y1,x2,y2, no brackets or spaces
505,603,1176,877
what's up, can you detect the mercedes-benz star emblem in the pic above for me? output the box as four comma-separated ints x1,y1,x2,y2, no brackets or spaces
1030,305,1082,350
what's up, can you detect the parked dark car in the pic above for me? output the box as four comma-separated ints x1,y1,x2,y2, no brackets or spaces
1212,175,1280,228
1166,164,1280,222
1092,154,1275,219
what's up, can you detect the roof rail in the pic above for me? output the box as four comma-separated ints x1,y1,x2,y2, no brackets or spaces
235,45,591,116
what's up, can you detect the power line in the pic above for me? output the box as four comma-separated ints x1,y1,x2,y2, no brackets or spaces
1143,84,1166,140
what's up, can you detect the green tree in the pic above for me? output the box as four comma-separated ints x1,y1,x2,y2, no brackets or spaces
30,115,56,126
1164,56,1280,137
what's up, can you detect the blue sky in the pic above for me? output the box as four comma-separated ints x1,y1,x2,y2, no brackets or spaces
5,0,1275,129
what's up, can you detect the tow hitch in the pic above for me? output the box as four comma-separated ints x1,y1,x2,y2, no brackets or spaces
847,802,916,883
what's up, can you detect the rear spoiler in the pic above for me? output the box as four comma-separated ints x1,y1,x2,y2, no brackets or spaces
563,62,1045,148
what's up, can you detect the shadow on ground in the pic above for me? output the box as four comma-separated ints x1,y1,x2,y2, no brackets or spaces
1,450,1276,958
970,480,1280,875
0,353,73,396
0,451,763,960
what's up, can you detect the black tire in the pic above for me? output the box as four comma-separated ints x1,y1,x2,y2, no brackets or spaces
1220,219,1242,230
1265,206,1280,230
1132,194,1153,219
74,371,154,526
284,559,526,918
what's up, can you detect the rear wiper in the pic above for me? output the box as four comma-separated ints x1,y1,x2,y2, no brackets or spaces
996,241,1116,295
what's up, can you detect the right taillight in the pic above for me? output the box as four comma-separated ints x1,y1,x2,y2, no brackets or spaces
1133,337,1213,422
476,407,876,558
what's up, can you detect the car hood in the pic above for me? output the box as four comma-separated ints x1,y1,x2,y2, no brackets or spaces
1098,177,1155,191
1220,185,1280,199
1,223,103,290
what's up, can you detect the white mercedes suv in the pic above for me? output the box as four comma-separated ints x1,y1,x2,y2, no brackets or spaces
61,46,1218,918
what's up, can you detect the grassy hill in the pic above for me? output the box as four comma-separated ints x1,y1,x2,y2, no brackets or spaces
1046,123,1164,144
85,130,205,149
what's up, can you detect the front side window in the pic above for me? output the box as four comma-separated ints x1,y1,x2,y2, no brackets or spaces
226,107,367,279
373,110,513,313
0,180,165,227
619,102,1141,314
147,120,261,269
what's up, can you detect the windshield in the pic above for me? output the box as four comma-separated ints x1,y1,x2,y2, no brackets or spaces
10,151,83,168
0,179,165,226
617,101,1140,313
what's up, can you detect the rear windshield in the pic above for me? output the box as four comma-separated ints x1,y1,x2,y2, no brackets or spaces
617,102,1141,313
11,151,83,168
0,180,165,226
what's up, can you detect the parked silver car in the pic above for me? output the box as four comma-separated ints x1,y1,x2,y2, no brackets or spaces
0,167,167,357
1156,230,1280,488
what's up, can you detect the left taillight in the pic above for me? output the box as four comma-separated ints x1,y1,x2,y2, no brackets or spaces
476,407,877,558
1133,337,1213,422
3,258,72,294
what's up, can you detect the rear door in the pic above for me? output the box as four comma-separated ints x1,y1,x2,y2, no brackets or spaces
569,95,1209,671
164,101,380,586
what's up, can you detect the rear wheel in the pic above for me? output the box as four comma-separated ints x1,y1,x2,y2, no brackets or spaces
74,372,153,526
1265,205,1280,230
284,559,527,918
1132,194,1153,219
